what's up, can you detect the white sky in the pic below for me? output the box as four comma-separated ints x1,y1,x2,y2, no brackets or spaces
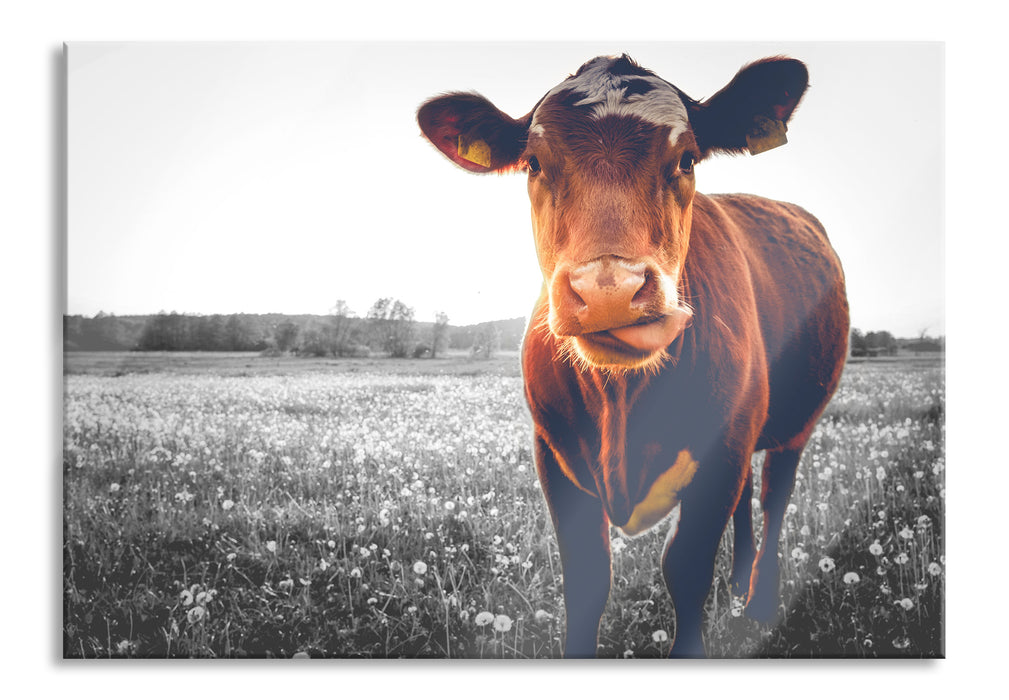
68,42,943,337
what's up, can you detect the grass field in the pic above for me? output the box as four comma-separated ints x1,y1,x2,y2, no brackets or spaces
62,351,944,658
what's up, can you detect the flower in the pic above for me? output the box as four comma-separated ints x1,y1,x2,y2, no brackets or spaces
266,540,277,553
894,552,909,565
534,609,552,624
818,557,835,573
928,562,942,576
475,611,494,627
186,605,206,623
652,630,668,643
412,561,428,576
180,589,194,606
109,482,120,493
221,499,234,511
869,541,883,556
898,598,914,611
898,526,914,540
493,614,513,633
843,572,860,585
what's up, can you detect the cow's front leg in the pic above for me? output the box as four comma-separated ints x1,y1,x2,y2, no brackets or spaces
661,452,747,658
535,437,611,658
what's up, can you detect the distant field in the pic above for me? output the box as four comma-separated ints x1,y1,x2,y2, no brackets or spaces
62,352,943,658
63,350,523,378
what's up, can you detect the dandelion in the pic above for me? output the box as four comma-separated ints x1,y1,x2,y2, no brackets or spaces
108,482,120,494
898,598,914,611
652,630,668,643
898,526,914,540
226,552,237,563
534,609,552,624
180,589,194,606
221,499,234,511
624,649,635,658
892,637,911,650
928,562,942,576
818,557,835,573
493,614,513,633
730,598,744,617
869,541,883,556
367,597,378,605
786,503,798,516
894,552,909,565
266,540,277,553
800,525,811,537
186,605,206,624
843,572,860,585
350,567,362,579
359,547,371,558
413,561,428,576
475,611,494,627
611,538,627,554
444,500,456,512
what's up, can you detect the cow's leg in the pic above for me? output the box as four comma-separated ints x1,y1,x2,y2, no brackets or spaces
535,438,611,658
729,463,757,596
745,445,804,623
662,452,747,658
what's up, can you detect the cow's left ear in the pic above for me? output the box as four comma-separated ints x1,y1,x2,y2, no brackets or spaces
417,92,530,173
690,57,809,157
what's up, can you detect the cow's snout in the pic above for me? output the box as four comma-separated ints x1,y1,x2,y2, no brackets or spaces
551,257,658,335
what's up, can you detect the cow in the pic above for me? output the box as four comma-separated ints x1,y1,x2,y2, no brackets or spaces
417,54,849,658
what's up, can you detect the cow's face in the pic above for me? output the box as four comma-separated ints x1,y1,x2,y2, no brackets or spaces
419,55,808,372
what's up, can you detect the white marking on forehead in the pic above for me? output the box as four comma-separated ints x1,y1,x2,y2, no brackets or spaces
530,56,691,145
529,123,545,137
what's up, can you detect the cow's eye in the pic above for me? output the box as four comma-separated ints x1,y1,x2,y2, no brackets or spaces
527,155,541,175
678,152,694,175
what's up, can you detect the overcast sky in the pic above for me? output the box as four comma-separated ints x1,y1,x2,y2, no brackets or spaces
67,42,943,337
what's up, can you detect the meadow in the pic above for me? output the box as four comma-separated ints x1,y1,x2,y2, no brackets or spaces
62,351,944,658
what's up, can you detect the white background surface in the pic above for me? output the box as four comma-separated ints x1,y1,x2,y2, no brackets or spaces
2,0,999,696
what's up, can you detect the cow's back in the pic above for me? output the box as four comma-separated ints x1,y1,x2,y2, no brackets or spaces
693,193,849,450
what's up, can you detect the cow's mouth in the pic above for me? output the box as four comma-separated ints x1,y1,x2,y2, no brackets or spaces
571,309,692,369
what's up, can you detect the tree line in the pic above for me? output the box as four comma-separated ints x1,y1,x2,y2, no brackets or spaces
849,328,944,357
64,301,525,359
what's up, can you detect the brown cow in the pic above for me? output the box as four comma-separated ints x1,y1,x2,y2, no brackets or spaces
417,54,848,658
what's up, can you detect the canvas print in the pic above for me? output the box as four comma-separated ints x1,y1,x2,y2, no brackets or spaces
63,42,944,658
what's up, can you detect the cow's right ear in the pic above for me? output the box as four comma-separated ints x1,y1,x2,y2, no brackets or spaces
417,93,530,173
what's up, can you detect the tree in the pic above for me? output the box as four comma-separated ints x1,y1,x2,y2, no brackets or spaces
329,300,357,357
471,321,500,360
367,297,416,358
431,311,450,359
273,321,300,353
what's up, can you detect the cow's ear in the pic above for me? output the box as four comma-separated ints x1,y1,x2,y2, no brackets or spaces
417,92,530,173
691,57,809,157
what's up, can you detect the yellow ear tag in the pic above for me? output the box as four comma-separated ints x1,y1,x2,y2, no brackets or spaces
458,135,492,168
746,115,788,155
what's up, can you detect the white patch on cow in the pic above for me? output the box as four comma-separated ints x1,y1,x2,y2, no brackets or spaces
529,123,545,137
530,56,690,142
619,449,699,537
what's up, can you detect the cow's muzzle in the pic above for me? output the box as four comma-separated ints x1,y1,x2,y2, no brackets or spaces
548,256,692,363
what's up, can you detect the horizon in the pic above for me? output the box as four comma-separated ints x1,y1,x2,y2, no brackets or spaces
67,42,944,338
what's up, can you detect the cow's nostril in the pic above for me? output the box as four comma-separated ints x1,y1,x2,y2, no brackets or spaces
631,271,657,307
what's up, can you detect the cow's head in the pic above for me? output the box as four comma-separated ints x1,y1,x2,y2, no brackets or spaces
418,55,808,372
